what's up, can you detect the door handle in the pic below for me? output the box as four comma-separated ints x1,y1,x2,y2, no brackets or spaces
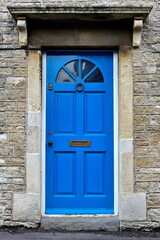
48,141,53,146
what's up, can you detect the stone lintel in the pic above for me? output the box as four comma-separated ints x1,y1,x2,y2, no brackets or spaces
8,5,152,22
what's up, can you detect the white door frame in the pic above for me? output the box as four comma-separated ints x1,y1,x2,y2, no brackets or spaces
41,51,119,215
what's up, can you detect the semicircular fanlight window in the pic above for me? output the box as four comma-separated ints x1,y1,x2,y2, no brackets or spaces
56,59,104,83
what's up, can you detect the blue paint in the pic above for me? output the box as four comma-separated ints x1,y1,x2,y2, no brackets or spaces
46,51,114,214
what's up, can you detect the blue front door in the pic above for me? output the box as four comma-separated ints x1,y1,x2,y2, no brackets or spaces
46,51,114,214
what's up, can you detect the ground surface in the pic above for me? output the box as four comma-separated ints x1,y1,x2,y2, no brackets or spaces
0,230,160,240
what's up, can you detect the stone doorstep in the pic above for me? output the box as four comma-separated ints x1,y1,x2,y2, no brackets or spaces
41,215,120,231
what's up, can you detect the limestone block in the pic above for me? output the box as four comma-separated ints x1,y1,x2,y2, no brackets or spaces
27,126,40,153
17,102,26,110
28,51,41,112
0,166,25,177
6,89,26,101
120,193,146,221
9,132,25,145
2,183,25,191
134,182,157,192
26,153,40,193
0,147,13,157
119,139,133,153
41,215,120,231
120,112,133,139
0,102,16,111
148,208,160,221
28,112,41,127
0,133,8,143
13,193,40,221
120,221,160,231
14,145,26,157
151,133,160,146
119,152,133,193
6,77,26,88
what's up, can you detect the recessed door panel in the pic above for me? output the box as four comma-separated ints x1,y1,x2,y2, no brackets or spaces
55,152,76,195
46,51,114,214
85,93,104,134
55,92,76,134
84,152,105,195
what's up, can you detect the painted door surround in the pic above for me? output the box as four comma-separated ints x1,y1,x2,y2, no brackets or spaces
46,51,114,214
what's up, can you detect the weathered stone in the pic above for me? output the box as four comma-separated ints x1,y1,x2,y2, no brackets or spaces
28,50,41,112
15,125,25,131
2,33,18,43
120,193,146,221
17,102,26,110
146,66,157,73
0,125,14,131
0,67,12,75
134,115,149,124
0,102,16,111
6,90,26,100
151,133,160,146
148,208,160,221
147,198,160,207
6,116,25,125
120,221,160,231
6,77,26,88
135,147,159,157
26,153,40,193
9,132,25,144
13,68,27,77
14,146,26,156
134,140,149,146
0,147,13,157
150,115,160,124
134,132,149,140
27,127,40,153
8,178,24,184
13,193,40,221
134,106,153,114
41,215,120,231
135,173,160,181
0,166,25,177
2,184,25,191
7,111,25,116
136,168,160,174
135,182,157,192
146,125,160,132
134,82,150,95
0,133,8,143
6,157,25,165
135,157,153,167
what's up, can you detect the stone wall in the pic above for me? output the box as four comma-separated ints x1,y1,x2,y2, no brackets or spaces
132,1,160,229
0,1,27,226
0,0,159,230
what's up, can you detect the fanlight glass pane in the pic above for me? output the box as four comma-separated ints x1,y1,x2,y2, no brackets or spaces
56,59,104,83
85,68,104,83
56,69,75,83
81,60,95,78
64,60,79,78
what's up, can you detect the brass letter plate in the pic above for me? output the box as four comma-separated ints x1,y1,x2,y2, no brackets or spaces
70,140,91,147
